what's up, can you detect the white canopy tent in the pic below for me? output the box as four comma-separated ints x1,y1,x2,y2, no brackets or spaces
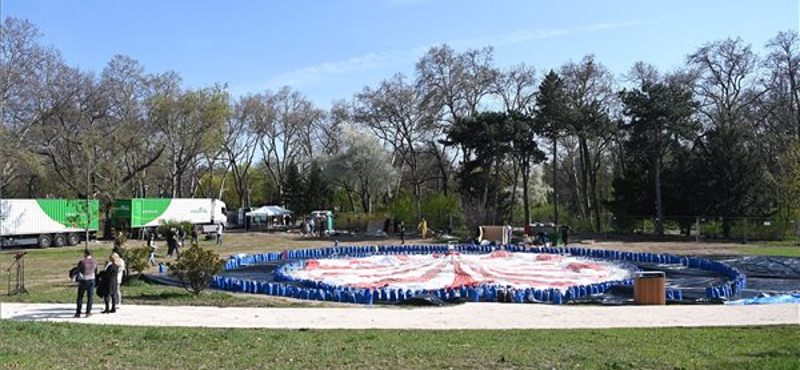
245,205,293,230
246,205,292,217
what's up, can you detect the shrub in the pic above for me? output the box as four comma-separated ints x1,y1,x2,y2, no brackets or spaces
125,246,151,278
166,245,224,295
421,193,462,233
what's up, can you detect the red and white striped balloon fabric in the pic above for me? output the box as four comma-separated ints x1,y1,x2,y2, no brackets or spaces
285,250,633,292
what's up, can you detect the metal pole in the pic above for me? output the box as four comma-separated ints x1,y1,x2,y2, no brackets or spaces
695,216,700,243
85,155,91,250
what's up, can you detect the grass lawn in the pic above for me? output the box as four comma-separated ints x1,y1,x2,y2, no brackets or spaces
0,321,796,370
736,246,800,257
0,232,402,306
0,234,313,306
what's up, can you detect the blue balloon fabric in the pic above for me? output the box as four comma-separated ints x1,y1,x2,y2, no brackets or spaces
211,244,746,305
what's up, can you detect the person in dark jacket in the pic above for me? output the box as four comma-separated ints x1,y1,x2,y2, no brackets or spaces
560,225,570,245
166,228,176,257
75,249,98,318
102,254,120,314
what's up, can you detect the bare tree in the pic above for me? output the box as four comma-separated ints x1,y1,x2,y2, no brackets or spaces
493,63,537,112
415,45,499,195
492,64,537,223
687,37,764,128
762,31,800,140
354,73,438,214
152,85,228,198
0,18,60,196
560,55,617,230
100,55,166,200
224,94,270,208
255,86,319,200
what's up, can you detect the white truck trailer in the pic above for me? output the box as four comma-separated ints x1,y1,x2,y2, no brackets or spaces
111,198,227,233
0,199,100,248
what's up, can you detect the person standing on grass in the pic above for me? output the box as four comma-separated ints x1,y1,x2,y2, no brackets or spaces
216,223,224,246
399,221,406,245
191,227,198,246
166,228,175,257
102,254,119,314
75,249,98,318
111,252,125,308
418,218,428,239
178,227,187,248
147,233,158,266
173,230,183,258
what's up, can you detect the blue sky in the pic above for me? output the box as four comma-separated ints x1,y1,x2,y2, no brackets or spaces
4,0,799,107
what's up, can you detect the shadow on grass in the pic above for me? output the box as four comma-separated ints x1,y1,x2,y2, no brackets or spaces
125,291,194,302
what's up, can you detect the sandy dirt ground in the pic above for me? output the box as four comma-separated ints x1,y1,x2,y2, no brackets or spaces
2,302,797,330
215,230,784,257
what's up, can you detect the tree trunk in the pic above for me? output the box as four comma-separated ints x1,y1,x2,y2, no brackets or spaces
361,190,371,214
509,158,519,225
430,141,450,196
590,165,602,232
552,135,559,224
521,158,531,227
171,158,179,198
175,171,183,198
491,155,502,225
654,140,664,235
578,136,591,221
343,185,357,213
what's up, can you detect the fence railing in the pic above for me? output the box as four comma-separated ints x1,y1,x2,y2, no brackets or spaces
604,215,800,243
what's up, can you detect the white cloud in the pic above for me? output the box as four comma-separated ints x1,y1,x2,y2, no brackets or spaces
236,20,648,94
265,49,423,88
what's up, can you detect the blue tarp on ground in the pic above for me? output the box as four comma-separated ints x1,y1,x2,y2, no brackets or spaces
725,293,800,305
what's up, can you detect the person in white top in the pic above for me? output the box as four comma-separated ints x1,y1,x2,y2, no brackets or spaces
109,252,125,308
216,223,224,246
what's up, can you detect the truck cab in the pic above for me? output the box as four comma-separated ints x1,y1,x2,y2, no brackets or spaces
213,199,227,228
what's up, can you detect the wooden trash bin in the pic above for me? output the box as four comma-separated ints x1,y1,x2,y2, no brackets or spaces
634,271,666,305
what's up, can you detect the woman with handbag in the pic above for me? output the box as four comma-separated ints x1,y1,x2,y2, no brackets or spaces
101,254,120,314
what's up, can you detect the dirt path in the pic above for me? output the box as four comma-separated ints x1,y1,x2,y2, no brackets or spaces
2,302,797,330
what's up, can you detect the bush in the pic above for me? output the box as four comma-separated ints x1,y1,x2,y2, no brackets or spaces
421,193,462,233
125,246,151,278
166,245,224,295
388,194,415,223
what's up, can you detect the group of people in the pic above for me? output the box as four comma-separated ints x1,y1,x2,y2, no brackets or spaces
519,224,571,247
74,222,231,317
74,248,125,317
301,214,329,237
145,224,223,266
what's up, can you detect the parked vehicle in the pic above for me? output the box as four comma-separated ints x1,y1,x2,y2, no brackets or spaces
111,198,227,234
0,199,99,248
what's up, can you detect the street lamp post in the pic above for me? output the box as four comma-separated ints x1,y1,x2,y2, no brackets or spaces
85,156,91,251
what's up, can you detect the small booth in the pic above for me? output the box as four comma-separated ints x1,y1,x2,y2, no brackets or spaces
245,206,293,231
478,225,512,245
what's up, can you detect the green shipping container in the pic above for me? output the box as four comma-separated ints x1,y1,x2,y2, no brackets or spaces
113,199,172,229
36,199,100,231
